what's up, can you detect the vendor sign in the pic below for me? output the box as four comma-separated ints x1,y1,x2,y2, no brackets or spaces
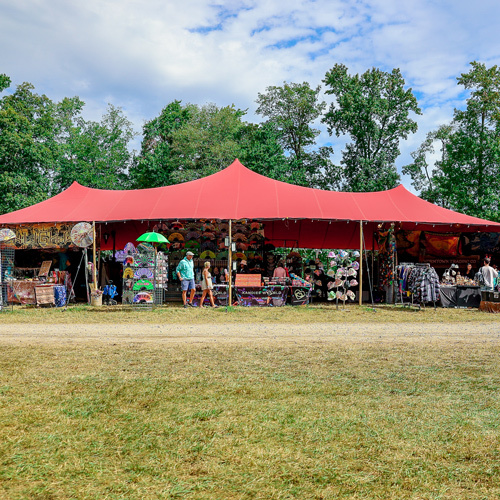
235,285,288,307
10,224,75,249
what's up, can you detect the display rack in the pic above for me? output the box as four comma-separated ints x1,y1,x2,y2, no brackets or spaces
0,242,15,311
121,243,168,306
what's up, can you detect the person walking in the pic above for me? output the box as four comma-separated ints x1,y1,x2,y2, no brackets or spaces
199,261,218,308
177,251,196,308
480,257,498,291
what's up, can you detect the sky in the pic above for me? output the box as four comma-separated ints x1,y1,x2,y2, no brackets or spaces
1,0,500,189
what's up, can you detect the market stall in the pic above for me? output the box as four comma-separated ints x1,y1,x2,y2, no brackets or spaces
439,267,481,308
1,159,500,308
5,261,72,307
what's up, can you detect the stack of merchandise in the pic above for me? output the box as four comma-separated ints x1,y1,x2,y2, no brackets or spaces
289,273,312,288
263,277,289,286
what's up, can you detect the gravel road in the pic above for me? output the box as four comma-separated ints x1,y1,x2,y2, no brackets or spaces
1,322,500,346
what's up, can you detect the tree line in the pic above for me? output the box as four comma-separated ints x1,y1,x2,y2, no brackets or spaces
1,61,499,221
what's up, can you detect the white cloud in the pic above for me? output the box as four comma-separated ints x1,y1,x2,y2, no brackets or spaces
2,0,500,179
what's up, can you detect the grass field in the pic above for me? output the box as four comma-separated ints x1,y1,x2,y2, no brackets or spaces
1,302,500,324
1,320,499,499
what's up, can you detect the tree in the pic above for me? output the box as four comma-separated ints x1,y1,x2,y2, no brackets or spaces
0,74,10,93
130,100,192,188
238,122,295,181
255,81,336,189
169,103,245,183
0,80,61,213
404,62,500,221
130,102,246,187
402,124,453,206
256,82,326,159
0,76,136,214
54,104,136,191
323,64,421,192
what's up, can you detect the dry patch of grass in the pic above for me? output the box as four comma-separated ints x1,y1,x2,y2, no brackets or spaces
1,337,499,499
0,303,499,324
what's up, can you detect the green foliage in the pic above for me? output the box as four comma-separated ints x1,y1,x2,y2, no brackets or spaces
255,81,335,189
402,124,453,205
130,102,246,187
0,82,60,213
323,64,421,192
169,103,245,183
0,76,136,214
256,81,326,159
54,104,136,191
404,61,500,221
0,74,11,93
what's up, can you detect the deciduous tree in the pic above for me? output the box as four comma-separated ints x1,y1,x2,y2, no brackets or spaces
404,62,500,221
323,64,421,192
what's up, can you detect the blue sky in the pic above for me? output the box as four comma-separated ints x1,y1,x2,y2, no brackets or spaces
1,0,500,188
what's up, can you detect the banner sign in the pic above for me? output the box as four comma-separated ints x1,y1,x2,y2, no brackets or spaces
9,224,75,250
192,285,228,307
290,286,312,306
235,286,288,307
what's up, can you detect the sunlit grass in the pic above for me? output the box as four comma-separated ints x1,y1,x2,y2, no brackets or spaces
0,337,499,499
0,302,499,324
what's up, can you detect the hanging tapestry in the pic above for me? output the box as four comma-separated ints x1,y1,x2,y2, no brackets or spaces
8,224,75,250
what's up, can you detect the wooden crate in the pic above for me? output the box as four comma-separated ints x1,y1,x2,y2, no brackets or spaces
35,285,55,306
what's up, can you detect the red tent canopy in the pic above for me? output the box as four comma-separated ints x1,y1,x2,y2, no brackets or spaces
0,159,498,249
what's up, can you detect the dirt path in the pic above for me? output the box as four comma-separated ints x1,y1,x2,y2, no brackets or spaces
1,322,500,346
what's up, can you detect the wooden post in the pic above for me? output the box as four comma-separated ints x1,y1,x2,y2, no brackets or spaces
228,219,232,307
92,222,97,289
359,221,363,306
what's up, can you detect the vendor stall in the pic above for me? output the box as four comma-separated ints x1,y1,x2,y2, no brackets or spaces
1,159,500,309
6,265,72,307
439,269,481,308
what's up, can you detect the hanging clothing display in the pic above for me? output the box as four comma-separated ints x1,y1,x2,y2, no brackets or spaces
397,263,440,304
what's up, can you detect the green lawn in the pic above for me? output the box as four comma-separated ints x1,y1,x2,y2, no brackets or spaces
1,302,500,324
0,334,499,499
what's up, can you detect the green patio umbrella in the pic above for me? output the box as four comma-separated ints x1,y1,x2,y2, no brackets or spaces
136,232,170,244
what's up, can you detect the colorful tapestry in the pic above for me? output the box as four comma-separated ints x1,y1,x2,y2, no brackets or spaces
10,224,75,249
423,232,460,257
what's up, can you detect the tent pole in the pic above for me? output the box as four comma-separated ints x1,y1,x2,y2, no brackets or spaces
359,221,363,306
92,221,97,289
228,219,232,308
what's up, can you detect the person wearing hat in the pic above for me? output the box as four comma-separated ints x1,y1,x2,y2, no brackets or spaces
176,251,196,308
238,260,249,274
